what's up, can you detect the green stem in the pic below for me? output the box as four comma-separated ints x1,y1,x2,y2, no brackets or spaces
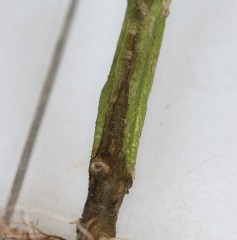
77,1,170,239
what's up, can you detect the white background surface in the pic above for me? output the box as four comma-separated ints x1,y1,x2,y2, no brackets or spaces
0,0,70,211
1,0,237,239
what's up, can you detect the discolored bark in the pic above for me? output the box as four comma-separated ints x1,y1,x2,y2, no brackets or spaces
77,1,171,239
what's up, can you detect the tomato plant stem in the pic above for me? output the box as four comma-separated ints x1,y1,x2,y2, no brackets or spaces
77,1,171,239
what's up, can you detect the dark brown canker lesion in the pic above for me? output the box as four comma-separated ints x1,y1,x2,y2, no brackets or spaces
77,22,138,240
77,3,149,239
77,0,169,238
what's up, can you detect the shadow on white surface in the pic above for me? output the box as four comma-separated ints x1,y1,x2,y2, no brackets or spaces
0,0,70,211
